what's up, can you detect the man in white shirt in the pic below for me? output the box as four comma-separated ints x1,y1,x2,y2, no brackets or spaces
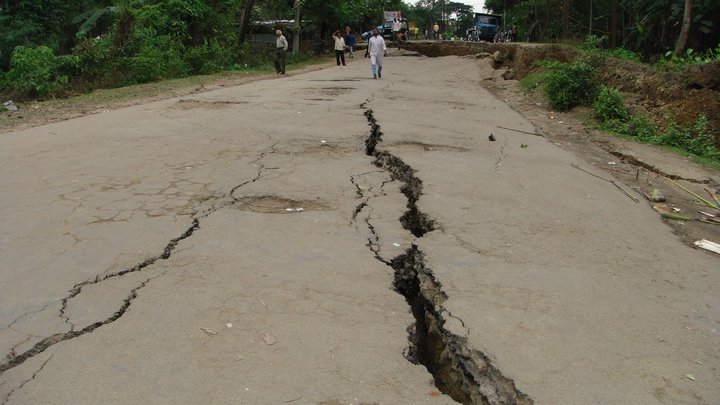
392,18,401,41
367,29,387,79
275,29,288,75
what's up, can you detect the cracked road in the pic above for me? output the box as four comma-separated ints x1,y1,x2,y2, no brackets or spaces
1,52,719,404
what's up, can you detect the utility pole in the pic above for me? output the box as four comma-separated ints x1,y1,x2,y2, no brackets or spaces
503,0,506,29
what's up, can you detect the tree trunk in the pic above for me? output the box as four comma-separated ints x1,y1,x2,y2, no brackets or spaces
562,0,568,39
674,0,692,55
238,0,254,45
610,0,617,48
293,2,301,54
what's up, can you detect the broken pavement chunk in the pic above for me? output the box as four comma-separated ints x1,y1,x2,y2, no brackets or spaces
2,100,18,111
262,332,277,345
646,189,665,202
201,327,218,336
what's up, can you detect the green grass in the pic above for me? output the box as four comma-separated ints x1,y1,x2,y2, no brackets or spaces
519,72,546,92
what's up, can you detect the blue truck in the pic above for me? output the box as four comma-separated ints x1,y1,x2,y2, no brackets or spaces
471,13,501,41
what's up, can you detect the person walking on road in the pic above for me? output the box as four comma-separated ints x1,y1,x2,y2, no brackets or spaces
347,31,356,58
366,29,386,79
333,31,346,66
274,29,288,74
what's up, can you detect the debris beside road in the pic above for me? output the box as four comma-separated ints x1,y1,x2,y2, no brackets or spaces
645,188,666,202
572,163,639,203
693,239,720,255
661,174,720,210
2,100,17,112
497,125,543,137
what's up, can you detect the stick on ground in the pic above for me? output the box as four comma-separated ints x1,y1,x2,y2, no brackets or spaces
571,164,639,203
497,125,544,137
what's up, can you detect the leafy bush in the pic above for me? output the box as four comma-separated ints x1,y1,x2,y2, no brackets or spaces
184,40,232,75
581,35,640,64
4,46,68,98
72,37,115,78
605,48,640,62
659,115,719,159
658,47,720,70
592,86,628,122
122,31,188,84
235,44,273,69
581,35,605,51
541,60,598,111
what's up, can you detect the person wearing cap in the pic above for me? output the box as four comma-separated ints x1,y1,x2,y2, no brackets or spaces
367,29,386,79
275,29,288,74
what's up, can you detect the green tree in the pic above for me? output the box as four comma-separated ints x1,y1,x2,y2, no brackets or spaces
483,0,719,57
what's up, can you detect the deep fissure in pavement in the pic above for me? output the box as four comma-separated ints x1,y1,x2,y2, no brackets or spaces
363,108,532,404
0,219,200,375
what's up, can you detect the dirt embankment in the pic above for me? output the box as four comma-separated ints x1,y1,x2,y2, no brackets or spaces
595,58,720,139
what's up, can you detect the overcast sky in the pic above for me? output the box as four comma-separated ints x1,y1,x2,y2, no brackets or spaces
466,1,487,13
409,1,487,13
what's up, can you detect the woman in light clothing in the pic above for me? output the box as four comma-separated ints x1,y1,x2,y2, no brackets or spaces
333,31,346,66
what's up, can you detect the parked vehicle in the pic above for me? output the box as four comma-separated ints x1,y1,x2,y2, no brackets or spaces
473,13,501,41
362,24,384,40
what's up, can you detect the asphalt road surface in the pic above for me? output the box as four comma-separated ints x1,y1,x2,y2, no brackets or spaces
1,51,718,404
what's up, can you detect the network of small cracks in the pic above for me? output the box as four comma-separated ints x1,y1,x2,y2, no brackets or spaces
0,139,278,383
361,105,532,405
1,354,54,405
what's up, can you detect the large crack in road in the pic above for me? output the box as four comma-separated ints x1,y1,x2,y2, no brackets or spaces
361,105,532,405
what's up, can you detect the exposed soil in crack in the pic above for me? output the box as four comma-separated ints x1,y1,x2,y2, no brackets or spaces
392,247,532,405
606,150,712,184
362,107,531,404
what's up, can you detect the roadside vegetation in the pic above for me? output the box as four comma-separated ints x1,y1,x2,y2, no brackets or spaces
0,0,479,102
0,0,338,101
520,34,720,166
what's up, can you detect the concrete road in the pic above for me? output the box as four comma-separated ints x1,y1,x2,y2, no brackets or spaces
1,52,718,404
